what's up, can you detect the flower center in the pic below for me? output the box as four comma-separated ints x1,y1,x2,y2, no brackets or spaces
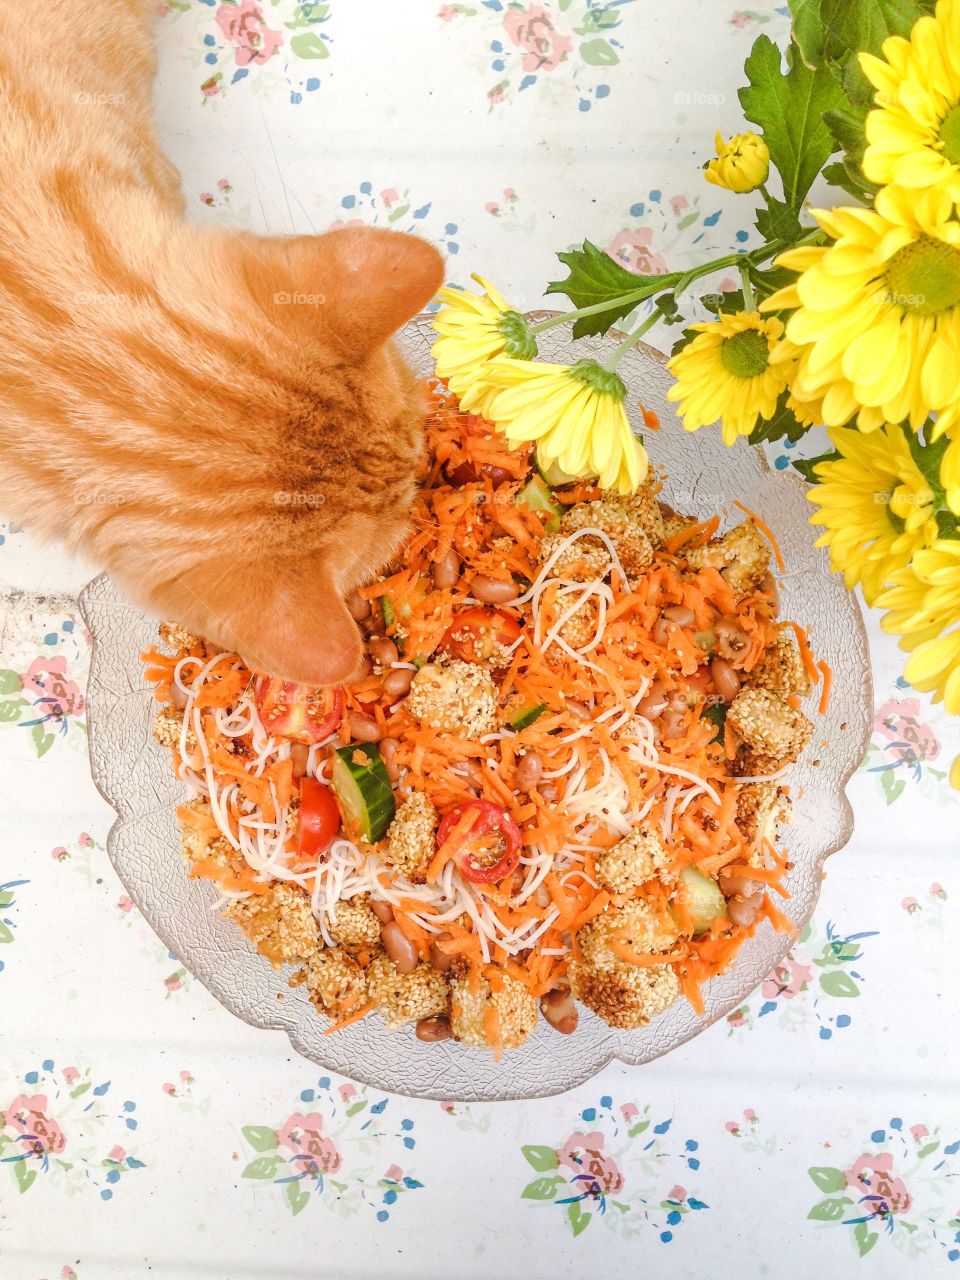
568,359,627,400
496,310,538,360
720,329,769,379
884,236,960,317
940,103,960,167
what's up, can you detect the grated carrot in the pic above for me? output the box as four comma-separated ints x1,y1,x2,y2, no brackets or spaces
733,499,785,572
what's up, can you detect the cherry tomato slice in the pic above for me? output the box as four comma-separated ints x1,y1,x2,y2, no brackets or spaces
255,679,343,745
445,459,513,488
297,776,341,860
436,800,522,884
441,607,522,665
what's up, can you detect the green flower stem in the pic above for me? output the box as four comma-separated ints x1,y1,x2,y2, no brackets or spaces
603,310,662,371
739,259,756,311
527,286,681,335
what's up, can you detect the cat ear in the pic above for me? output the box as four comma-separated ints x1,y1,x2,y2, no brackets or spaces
249,226,444,360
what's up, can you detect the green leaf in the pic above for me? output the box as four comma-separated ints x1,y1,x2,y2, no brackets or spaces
793,449,841,482
0,921,13,943
917,1140,941,1158
0,698,26,724
808,1166,847,1193
936,511,960,540
819,970,860,998
242,1125,279,1152
290,31,329,58
285,1180,310,1216
808,1195,852,1221
579,38,619,66
566,1200,592,1237
854,1219,879,1256
521,1174,565,1200
747,391,809,446
755,197,803,242
546,241,680,338
822,158,877,201
0,890,13,908
904,426,948,505
14,1161,36,1194
881,769,906,805
790,0,934,70
69,1082,92,1099
739,35,846,209
31,723,55,759
521,1144,560,1172
241,1156,282,1179
0,670,22,694
701,289,746,317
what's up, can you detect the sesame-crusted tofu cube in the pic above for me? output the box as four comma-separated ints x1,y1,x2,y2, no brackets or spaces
727,687,813,768
595,828,672,893
735,783,792,850
539,532,612,583
569,900,680,1029
153,705,184,749
367,954,449,1029
661,511,700,543
688,520,770,596
304,948,367,1015
407,660,498,739
383,792,438,882
561,499,654,578
449,970,538,1050
546,596,601,657
177,797,216,863
328,894,382,950
619,483,666,549
224,883,321,966
746,624,811,698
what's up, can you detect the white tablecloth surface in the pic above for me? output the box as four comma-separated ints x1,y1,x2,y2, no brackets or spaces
2,3,958,1277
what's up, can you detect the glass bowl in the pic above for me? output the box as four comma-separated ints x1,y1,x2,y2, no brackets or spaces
79,315,872,1101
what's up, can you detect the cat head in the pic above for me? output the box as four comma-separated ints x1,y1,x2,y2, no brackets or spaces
117,225,444,686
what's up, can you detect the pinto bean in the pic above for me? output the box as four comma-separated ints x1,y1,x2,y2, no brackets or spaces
379,736,401,783
714,617,750,662
637,680,668,720
659,709,687,740
416,1014,452,1042
710,657,741,704
429,934,456,972
540,988,579,1035
535,882,552,908
371,898,395,923
368,637,399,668
289,743,310,779
718,871,759,898
564,699,593,721
515,751,544,791
470,574,517,604
346,589,371,621
347,712,381,743
726,890,764,928
381,921,418,974
538,782,560,803
663,604,695,626
432,549,461,590
652,615,671,647
383,667,415,699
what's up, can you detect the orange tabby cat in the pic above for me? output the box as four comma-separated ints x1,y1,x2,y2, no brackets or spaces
0,0,444,685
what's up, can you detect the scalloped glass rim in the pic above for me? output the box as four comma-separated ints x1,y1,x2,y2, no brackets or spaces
78,314,872,1102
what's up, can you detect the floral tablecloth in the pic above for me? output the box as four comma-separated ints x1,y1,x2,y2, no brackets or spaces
2,3,959,1277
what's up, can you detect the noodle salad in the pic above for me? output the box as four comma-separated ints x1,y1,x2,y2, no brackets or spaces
143,384,821,1056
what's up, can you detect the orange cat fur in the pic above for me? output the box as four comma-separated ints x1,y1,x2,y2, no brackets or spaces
0,1,444,684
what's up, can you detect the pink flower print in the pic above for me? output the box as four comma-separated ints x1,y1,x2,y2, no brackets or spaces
930,883,946,899
910,1124,929,1142
503,187,517,201
108,1145,127,1162
440,1100,454,1112
164,972,183,992
439,4,456,20
502,4,573,73
276,1112,341,1176
338,1083,357,1101
762,955,812,1001
488,84,507,105
22,656,84,720
51,846,69,862
727,1007,747,1028
379,188,399,209
179,1070,193,1083
162,1083,176,1096
718,276,738,293
901,897,920,914
62,1067,79,1085
605,227,669,277
556,1130,624,1196
327,217,366,231
2,1093,67,1156
118,895,134,912
385,1163,404,1181
620,1103,639,1119
62,1269,77,1280
669,195,689,216
730,11,749,26
217,178,232,192
845,1152,912,1218
668,1184,686,1202
874,696,940,764
725,1121,741,1135
200,193,214,207
215,1,283,68
485,201,501,215
201,77,222,98
78,832,92,847
743,1109,757,1122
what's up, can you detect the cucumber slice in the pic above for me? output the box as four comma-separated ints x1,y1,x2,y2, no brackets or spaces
535,450,579,488
331,744,396,843
677,865,727,936
517,475,564,533
506,701,548,731
380,579,428,629
380,596,396,629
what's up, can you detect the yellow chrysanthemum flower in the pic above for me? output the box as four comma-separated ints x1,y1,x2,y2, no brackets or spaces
860,0,960,202
431,275,536,405
762,186,960,432
479,357,648,494
704,131,770,193
879,540,960,713
807,423,940,604
665,311,787,445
